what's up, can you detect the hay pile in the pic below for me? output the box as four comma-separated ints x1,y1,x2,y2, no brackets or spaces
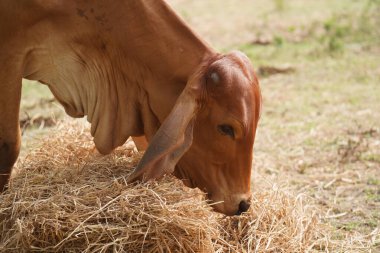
0,121,324,252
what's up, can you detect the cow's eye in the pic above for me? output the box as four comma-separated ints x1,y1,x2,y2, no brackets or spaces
217,124,235,138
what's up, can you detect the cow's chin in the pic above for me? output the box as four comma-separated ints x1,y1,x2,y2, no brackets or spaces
208,192,252,216
211,201,238,216
174,164,251,216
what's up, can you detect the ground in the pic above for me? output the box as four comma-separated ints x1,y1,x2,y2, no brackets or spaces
19,0,380,251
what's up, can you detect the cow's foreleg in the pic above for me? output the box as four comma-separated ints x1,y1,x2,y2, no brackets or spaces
0,59,22,192
132,136,148,151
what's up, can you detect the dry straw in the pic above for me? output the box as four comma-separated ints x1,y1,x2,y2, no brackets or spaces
1,121,325,252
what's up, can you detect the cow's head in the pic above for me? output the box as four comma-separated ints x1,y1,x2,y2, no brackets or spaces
128,51,261,216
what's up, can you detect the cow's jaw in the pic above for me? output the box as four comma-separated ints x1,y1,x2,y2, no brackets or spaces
209,191,252,216
175,157,252,216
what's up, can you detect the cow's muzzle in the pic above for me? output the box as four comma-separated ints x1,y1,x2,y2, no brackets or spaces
236,200,251,215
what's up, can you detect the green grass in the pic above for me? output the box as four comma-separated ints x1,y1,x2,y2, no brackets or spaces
367,178,380,186
22,80,53,103
365,189,380,202
20,79,62,120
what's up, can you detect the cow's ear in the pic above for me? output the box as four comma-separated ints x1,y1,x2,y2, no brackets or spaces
127,63,206,183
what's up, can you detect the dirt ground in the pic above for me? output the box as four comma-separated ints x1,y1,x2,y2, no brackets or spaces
18,0,379,251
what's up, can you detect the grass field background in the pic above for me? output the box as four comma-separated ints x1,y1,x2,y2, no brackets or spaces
20,0,379,250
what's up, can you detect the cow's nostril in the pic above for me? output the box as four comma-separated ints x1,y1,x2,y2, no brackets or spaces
236,200,250,215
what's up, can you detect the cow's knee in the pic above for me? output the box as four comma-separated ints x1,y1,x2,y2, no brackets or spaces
0,140,20,192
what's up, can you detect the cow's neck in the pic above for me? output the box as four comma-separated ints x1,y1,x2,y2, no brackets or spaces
120,1,213,78
119,1,215,123
22,0,214,154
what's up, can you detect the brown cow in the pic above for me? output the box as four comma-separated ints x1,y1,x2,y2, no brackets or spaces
0,0,261,215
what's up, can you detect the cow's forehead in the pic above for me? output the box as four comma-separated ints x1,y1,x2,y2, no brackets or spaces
208,56,253,88
205,86,254,126
205,63,257,124
206,65,254,100
218,53,254,80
